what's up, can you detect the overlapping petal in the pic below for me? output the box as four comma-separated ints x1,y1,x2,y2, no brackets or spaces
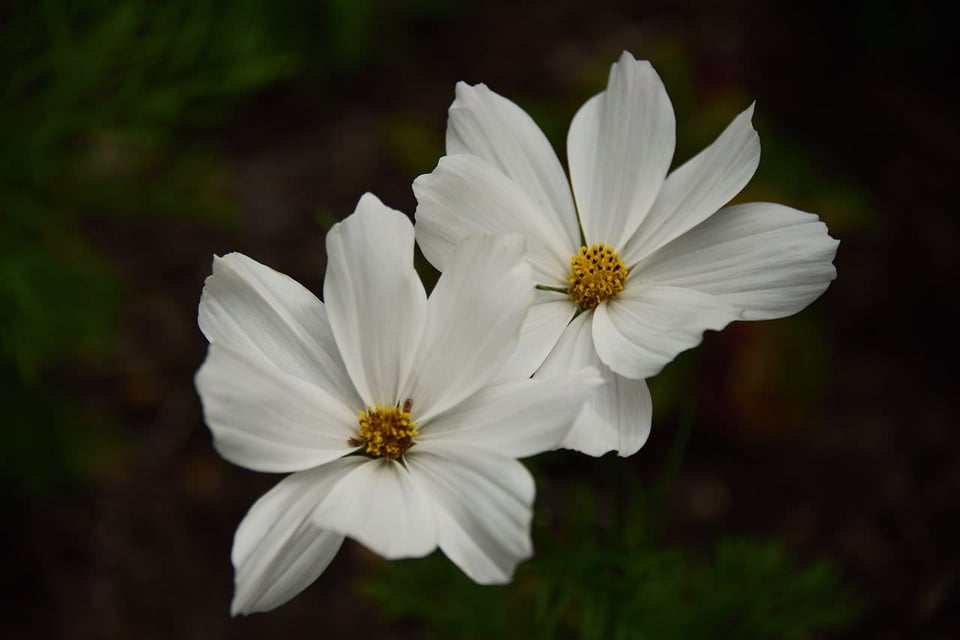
419,369,602,458
636,202,839,320
567,52,676,249
446,82,581,249
198,252,360,406
311,458,437,560
622,103,761,264
496,292,576,379
536,313,653,457
406,444,535,584
324,193,427,407
404,234,532,421
231,459,362,615
414,154,573,286
195,345,357,473
592,285,741,380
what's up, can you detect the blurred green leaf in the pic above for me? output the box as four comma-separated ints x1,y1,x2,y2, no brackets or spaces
0,364,125,497
0,226,120,381
360,506,859,640
385,114,445,176
360,452,859,639
0,0,306,493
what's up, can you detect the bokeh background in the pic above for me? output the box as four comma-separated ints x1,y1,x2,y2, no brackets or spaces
2,1,956,638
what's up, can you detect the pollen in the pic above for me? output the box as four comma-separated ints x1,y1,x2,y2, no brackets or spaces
349,399,417,459
567,243,628,309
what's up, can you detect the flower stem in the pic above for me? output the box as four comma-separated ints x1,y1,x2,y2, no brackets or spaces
534,284,569,294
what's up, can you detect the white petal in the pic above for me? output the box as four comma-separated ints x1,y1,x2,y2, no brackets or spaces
418,367,603,458
195,345,357,473
324,193,427,407
414,154,573,286
446,82,581,249
405,444,534,584
404,234,533,422
623,103,761,264
636,202,839,320
231,458,364,615
497,293,576,379
199,252,360,405
592,285,740,380
312,458,437,559
537,313,653,457
567,52,676,249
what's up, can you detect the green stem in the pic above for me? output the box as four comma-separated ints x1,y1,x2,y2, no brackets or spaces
534,283,569,294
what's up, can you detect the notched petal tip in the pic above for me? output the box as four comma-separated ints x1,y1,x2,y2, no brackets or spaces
610,52,661,83
332,192,408,239
230,594,251,618
210,251,257,273
453,80,489,100
206,252,231,281
736,102,759,144
412,153,471,187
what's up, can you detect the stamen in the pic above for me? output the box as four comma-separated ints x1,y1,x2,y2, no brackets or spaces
567,243,628,309
351,399,417,459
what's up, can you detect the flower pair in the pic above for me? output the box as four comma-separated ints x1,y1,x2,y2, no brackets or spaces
195,52,838,615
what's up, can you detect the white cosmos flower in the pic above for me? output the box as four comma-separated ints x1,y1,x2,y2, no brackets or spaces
414,51,839,458
195,193,600,615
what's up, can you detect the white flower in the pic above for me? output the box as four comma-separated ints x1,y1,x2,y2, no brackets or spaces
414,51,839,458
195,193,600,615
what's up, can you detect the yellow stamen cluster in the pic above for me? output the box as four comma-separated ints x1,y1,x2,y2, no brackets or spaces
567,243,628,309
350,401,417,459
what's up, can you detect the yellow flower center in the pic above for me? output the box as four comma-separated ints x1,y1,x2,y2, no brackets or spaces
349,399,417,459
567,243,628,309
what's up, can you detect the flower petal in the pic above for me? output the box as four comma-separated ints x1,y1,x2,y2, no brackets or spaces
195,344,358,473
537,312,653,457
636,202,839,320
567,52,676,249
199,252,360,405
446,82,581,249
404,234,533,422
622,103,761,264
324,193,427,407
406,444,534,584
592,285,740,379
231,458,364,615
312,458,437,560
497,292,576,379
418,367,602,458
414,154,572,286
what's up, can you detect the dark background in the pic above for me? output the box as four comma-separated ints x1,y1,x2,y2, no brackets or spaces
1,1,956,638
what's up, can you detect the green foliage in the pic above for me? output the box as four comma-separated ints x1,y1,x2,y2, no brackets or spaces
748,129,876,236
359,474,859,639
0,0,300,493
0,0,298,374
0,364,124,497
360,421,857,639
0,0,467,496
385,114,445,177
